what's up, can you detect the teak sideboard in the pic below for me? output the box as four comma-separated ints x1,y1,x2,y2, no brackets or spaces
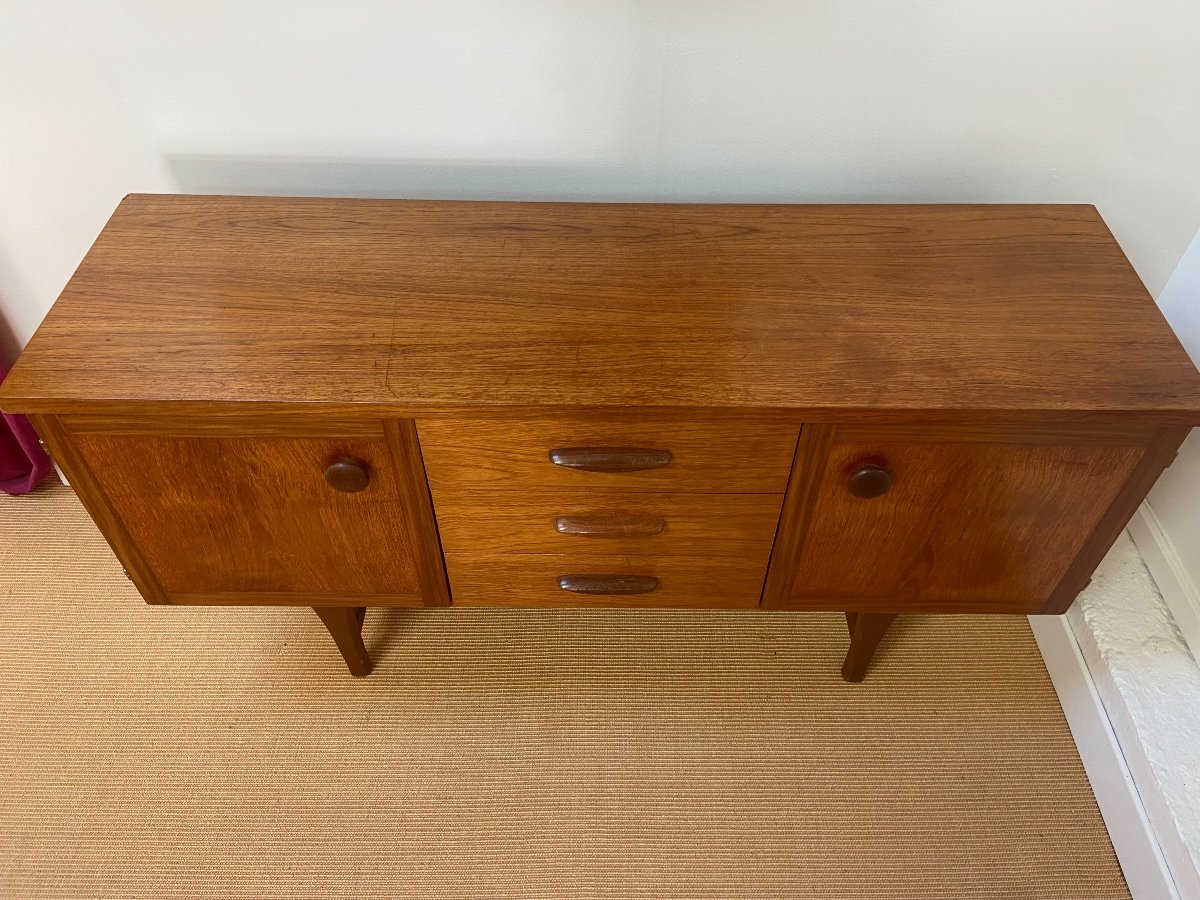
3,195,1199,681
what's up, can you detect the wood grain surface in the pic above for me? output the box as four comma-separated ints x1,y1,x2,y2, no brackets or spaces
763,425,1148,613
419,415,799,493
3,195,1199,422
1044,424,1190,611
69,426,448,602
30,414,169,605
432,489,784,558
444,553,766,608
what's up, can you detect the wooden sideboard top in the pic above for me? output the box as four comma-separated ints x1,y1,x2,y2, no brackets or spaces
4,193,1200,421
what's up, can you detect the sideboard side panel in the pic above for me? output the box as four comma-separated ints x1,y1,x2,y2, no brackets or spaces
385,418,451,607
1043,424,1191,612
30,414,168,604
759,423,832,610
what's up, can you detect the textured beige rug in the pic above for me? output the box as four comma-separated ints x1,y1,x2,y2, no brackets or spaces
0,483,1127,898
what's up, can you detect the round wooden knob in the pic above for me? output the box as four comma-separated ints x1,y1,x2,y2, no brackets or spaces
848,464,892,498
325,457,370,493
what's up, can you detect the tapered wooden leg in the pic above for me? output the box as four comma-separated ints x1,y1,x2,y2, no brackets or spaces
841,612,897,682
313,606,372,676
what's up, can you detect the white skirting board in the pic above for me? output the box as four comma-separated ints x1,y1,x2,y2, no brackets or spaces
1029,614,1180,900
1128,502,1200,664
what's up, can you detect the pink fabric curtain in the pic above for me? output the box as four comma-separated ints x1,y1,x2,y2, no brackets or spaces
0,361,52,495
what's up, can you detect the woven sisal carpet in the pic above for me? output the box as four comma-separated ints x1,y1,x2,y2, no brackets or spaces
0,483,1127,899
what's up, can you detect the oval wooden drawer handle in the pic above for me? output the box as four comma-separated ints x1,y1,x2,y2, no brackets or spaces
847,464,893,499
325,457,371,493
557,574,660,595
548,447,672,472
554,514,667,537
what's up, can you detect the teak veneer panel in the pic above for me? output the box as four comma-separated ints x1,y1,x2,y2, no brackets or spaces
67,423,448,604
3,195,1200,421
762,425,1151,614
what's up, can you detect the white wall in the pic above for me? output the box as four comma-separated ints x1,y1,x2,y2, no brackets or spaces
1146,233,1200,630
3,2,1199,485
3,0,1200,527
3,0,1200,359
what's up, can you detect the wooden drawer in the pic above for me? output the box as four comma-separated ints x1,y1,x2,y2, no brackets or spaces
445,553,767,608
418,415,799,493
433,490,785,558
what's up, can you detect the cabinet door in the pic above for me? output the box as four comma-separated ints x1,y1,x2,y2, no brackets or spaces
64,418,447,605
762,425,1153,614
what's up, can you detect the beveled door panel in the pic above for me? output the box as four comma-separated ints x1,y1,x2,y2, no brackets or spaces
763,425,1150,613
67,419,448,605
